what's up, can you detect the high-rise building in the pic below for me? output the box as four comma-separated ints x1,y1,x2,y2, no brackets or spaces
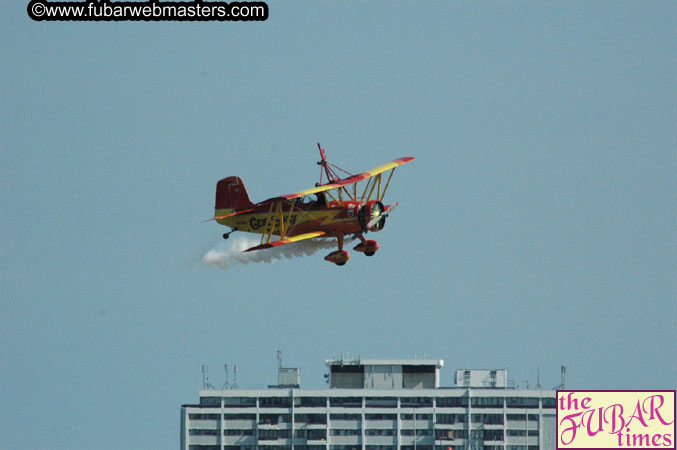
181,358,556,450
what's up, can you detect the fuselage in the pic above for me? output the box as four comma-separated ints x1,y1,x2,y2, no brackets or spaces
216,199,380,238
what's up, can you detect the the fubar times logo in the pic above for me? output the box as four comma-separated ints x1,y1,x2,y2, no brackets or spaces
557,390,676,449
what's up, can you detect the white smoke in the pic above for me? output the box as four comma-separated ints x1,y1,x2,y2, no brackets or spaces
202,236,349,269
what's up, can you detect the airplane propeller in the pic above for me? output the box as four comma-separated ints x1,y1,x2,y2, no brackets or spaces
367,202,398,229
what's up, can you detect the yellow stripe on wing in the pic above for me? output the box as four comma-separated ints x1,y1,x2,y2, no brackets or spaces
281,157,415,200
243,231,326,252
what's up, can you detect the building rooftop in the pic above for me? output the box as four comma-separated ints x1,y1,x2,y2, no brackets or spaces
325,358,444,367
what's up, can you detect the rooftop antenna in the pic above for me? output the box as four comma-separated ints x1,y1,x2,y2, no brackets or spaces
561,365,567,389
277,350,283,369
536,367,542,390
222,364,231,390
202,364,215,390
232,365,239,389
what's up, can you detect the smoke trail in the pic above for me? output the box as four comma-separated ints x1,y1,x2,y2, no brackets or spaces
202,236,348,269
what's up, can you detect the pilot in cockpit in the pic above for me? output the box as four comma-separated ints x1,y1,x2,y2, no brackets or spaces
300,192,327,208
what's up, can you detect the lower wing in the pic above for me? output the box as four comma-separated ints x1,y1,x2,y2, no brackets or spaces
203,208,255,222
243,231,326,252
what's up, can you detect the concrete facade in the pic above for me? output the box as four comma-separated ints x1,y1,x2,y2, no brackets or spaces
181,360,555,450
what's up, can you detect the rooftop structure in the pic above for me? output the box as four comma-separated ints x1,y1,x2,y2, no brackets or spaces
454,369,507,389
325,358,443,390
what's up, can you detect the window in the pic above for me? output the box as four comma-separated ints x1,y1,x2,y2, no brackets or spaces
541,397,556,408
223,397,256,408
199,397,221,406
506,397,539,408
224,413,256,420
260,397,292,408
295,413,327,424
366,397,398,408
366,413,397,420
401,413,432,420
224,429,254,436
189,429,218,436
297,397,327,407
470,429,484,439
295,429,326,440
330,397,362,407
401,429,430,436
330,429,360,436
472,414,504,425
189,413,219,420
258,430,278,440
507,414,539,421
437,397,468,407
483,429,504,441
435,429,456,440
436,413,466,424
401,446,432,450
308,430,327,440
471,397,504,408
401,397,432,407
279,429,291,439
259,414,290,425
365,429,394,436
331,413,361,420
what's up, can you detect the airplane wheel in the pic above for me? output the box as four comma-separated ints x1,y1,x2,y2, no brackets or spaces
223,234,229,240
335,261,346,266
365,251,375,256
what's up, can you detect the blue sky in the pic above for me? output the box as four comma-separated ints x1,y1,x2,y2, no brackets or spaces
1,1,675,449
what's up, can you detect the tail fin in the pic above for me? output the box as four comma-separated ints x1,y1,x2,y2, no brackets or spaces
215,177,255,211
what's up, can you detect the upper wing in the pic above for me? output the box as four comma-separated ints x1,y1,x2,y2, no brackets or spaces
243,231,326,252
281,156,415,200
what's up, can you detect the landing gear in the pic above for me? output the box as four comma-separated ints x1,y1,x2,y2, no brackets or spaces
324,250,350,265
324,233,350,266
222,228,238,240
325,233,379,265
353,233,379,257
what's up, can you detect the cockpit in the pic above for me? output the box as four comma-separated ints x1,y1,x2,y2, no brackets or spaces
300,192,327,207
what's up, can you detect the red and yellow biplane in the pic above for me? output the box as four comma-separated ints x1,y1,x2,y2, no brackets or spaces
208,144,415,266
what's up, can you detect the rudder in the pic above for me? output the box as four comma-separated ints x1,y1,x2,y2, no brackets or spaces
215,177,255,211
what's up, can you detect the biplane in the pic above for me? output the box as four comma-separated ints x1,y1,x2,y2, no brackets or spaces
209,144,415,266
